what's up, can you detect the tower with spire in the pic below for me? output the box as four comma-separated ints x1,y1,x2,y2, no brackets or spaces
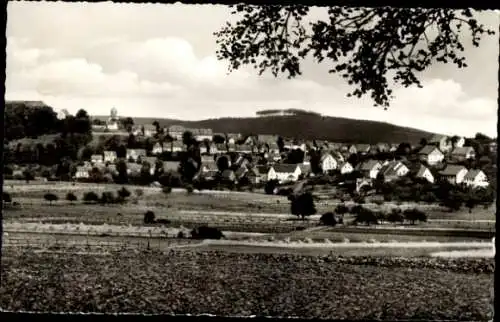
106,107,119,131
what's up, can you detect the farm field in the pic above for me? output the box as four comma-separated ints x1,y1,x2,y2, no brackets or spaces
0,248,494,320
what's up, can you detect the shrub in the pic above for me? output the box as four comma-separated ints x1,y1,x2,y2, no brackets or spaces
83,191,99,203
99,192,117,205
162,186,172,194
117,187,131,199
2,192,12,203
404,208,427,225
44,193,59,205
177,231,185,239
66,192,77,203
135,189,144,198
191,226,224,240
387,211,405,224
354,208,378,226
144,211,156,224
186,185,194,194
320,212,337,226
334,204,348,215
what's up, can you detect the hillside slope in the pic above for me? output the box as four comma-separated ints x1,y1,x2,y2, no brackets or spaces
93,115,438,144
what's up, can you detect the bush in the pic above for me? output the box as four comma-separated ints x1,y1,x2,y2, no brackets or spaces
135,189,144,198
2,192,12,203
387,211,405,224
186,185,194,194
320,212,337,226
334,204,348,215
177,231,185,238
191,226,224,240
375,211,387,223
44,193,59,205
144,211,156,224
100,192,118,204
290,192,317,220
162,186,172,194
404,208,427,225
354,208,379,226
83,191,99,203
66,192,77,203
117,187,131,199
264,180,279,195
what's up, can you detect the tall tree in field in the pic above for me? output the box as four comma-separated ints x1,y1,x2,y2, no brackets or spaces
214,7,494,108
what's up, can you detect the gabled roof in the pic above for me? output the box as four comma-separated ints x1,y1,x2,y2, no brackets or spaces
355,144,371,152
339,161,352,168
418,145,442,155
256,165,272,175
463,169,485,181
358,160,381,171
236,144,253,151
298,163,311,174
415,164,430,178
379,161,407,177
273,163,299,173
451,146,475,155
439,165,467,176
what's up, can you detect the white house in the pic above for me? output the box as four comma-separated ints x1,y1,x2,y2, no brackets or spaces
320,153,338,173
75,166,91,179
428,134,453,153
463,169,489,188
270,164,302,183
418,145,445,166
339,162,354,174
152,142,164,155
171,141,186,153
439,165,468,185
378,161,409,182
414,164,434,183
91,154,104,164
103,151,117,163
454,136,466,148
357,160,382,179
256,165,276,182
450,146,476,161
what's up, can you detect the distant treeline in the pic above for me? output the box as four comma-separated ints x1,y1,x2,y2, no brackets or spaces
256,109,322,117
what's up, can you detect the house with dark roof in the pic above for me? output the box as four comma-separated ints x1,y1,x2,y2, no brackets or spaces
254,165,276,182
418,145,445,166
319,152,338,173
438,165,468,185
272,164,302,183
378,161,409,182
410,164,434,183
450,146,476,162
428,134,453,153
357,160,382,179
463,169,489,188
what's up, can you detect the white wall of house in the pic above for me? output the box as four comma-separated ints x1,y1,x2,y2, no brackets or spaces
419,168,435,183
266,168,278,181
321,155,338,173
427,150,444,165
369,164,382,179
340,163,353,174
464,171,489,188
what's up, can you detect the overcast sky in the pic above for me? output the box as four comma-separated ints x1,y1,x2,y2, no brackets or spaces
5,2,499,137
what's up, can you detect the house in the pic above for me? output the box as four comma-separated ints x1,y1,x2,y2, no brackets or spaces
257,134,278,144
418,145,445,166
256,165,277,182
91,154,104,164
411,164,434,183
234,166,248,181
489,142,497,154
140,156,157,166
167,125,186,140
215,143,227,153
227,143,236,152
389,144,398,152
438,165,468,185
350,144,371,155
107,164,118,176
201,155,216,164
233,155,250,169
103,151,117,163
339,162,354,174
75,166,91,179
267,142,281,154
376,143,390,153
450,146,476,162
152,142,164,155
378,161,409,182
143,124,157,137
162,161,180,174
236,144,253,154
245,167,263,184
463,169,489,188
201,170,219,181
272,164,302,183
319,153,338,173
221,169,236,182
193,128,213,141
454,136,466,148
201,162,218,173
357,160,382,179
283,140,294,151
428,134,453,153
266,151,282,162
171,141,186,153
298,163,312,177
126,149,147,162
126,163,143,175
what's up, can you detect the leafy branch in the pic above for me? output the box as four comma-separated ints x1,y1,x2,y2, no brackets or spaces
214,6,495,108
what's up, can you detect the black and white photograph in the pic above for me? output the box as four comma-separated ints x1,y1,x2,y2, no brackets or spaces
1,1,497,320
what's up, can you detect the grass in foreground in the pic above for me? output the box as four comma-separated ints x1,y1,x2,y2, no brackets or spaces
0,249,493,321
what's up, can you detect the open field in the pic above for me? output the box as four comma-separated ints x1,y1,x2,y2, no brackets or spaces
0,248,493,320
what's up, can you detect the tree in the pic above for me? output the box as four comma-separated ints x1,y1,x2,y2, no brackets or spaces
216,155,230,172
355,208,378,226
277,136,285,153
117,187,131,199
44,193,59,205
120,117,135,132
3,192,12,204
419,138,428,147
83,191,99,204
214,6,494,108
66,192,77,204
465,193,480,214
144,210,156,224
99,191,116,205
334,204,348,215
404,208,427,224
191,226,225,240
387,210,405,224
320,212,337,226
290,192,317,220
212,134,226,144
265,179,279,195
